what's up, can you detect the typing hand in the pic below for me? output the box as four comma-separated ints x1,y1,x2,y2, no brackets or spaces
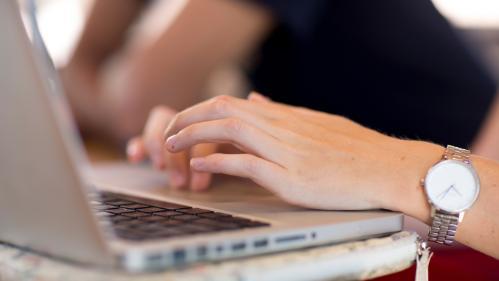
162,93,442,210
126,105,217,191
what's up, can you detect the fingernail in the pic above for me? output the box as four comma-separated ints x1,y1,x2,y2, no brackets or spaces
165,135,177,151
169,171,185,188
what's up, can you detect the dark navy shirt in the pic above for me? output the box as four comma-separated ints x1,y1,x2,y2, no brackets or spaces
249,0,497,147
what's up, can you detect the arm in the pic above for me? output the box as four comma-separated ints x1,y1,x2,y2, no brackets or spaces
473,91,499,160
160,93,499,258
62,0,149,136
64,0,272,141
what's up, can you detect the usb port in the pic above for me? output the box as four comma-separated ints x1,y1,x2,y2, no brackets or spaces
232,242,246,251
253,239,268,248
173,249,186,264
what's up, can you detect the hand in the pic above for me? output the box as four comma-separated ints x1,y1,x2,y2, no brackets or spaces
127,105,217,191
163,93,443,211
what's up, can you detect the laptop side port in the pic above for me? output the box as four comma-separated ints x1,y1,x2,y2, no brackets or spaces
253,238,268,248
275,234,306,244
231,242,246,252
197,245,208,260
173,249,186,265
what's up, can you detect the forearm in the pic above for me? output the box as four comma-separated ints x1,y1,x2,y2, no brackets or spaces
69,0,147,67
391,140,499,258
473,91,499,160
100,0,273,141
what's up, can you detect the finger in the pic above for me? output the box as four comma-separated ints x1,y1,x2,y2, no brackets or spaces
190,153,288,196
248,92,307,115
127,137,146,163
163,95,284,141
189,143,217,191
165,118,289,164
247,91,271,103
164,150,189,189
143,106,176,170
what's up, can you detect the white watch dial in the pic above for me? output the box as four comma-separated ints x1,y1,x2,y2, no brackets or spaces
424,160,479,213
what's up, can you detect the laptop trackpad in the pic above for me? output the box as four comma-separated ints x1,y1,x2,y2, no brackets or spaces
87,162,305,212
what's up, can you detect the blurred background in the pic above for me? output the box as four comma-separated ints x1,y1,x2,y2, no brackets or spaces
33,0,499,77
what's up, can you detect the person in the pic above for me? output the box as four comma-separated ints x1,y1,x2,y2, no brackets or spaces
131,92,499,258
64,0,499,192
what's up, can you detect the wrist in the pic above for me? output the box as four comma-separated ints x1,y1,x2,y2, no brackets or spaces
386,140,444,225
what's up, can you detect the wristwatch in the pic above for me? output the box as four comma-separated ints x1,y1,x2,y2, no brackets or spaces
422,145,480,245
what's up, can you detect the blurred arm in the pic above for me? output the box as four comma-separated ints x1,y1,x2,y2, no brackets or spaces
69,0,147,67
473,91,499,159
63,0,273,143
62,0,149,137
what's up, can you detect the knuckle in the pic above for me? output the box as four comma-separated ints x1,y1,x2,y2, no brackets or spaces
167,113,183,131
170,112,182,125
211,95,233,115
243,156,260,175
224,118,244,136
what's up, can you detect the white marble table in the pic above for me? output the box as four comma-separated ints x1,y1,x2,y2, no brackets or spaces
0,231,418,281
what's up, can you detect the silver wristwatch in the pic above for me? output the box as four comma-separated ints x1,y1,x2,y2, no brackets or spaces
422,145,480,245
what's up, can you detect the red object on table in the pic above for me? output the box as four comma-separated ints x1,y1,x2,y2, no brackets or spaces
373,246,499,281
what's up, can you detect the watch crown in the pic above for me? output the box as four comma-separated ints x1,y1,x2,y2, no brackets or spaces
420,178,425,187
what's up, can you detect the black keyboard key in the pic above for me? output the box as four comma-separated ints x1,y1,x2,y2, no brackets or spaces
155,211,183,217
105,200,133,206
106,208,134,214
97,192,270,241
122,211,150,218
121,203,149,209
138,207,165,213
178,208,212,215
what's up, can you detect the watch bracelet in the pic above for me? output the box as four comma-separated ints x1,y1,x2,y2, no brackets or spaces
443,145,470,163
428,211,459,245
428,145,471,245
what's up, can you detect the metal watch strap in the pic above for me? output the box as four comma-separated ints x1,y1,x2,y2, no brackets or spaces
443,145,471,164
428,145,470,245
428,211,459,245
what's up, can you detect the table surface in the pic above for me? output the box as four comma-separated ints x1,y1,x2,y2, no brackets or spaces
0,231,418,281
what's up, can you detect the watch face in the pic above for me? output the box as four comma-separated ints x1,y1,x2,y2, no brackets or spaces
424,160,480,213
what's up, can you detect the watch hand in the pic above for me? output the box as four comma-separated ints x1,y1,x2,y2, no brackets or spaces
450,185,462,197
437,187,452,200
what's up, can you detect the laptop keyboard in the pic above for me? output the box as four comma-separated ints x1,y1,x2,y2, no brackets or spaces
91,192,270,241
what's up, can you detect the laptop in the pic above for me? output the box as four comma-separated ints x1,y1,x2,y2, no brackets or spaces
0,0,403,272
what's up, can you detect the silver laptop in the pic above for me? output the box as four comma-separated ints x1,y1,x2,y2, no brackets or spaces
0,0,402,272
